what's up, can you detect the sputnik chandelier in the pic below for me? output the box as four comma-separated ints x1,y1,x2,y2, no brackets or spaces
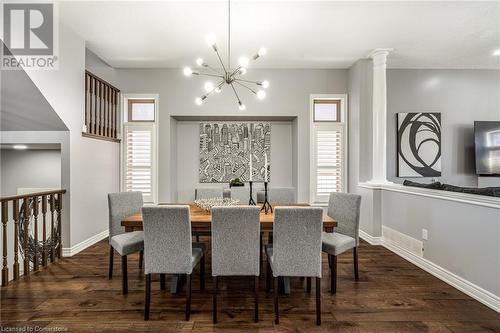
183,0,269,111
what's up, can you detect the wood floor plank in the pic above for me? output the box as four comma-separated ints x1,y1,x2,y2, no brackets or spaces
1,239,499,332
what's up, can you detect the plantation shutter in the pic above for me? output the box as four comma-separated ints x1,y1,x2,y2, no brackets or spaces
313,125,343,202
124,124,154,203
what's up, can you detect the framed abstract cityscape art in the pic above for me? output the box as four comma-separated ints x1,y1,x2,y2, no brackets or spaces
199,123,271,183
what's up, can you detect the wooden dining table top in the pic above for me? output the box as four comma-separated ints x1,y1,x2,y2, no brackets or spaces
121,203,336,232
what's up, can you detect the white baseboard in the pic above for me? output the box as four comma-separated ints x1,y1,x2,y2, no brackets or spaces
359,229,382,245
360,228,500,313
62,229,109,257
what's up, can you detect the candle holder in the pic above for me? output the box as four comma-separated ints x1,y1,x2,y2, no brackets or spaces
261,182,273,214
248,181,256,205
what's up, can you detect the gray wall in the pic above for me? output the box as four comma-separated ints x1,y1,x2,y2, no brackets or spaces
382,190,500,300
386,69,500,187
1,149,61,196
21,24,120,248
175,121,293,202
86,49,348,202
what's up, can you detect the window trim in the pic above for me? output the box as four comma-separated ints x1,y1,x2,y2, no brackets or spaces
121,94,159,204
309,94,348,204
127,99,156,122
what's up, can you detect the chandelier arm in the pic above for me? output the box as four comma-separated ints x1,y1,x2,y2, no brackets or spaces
234,78,261,85
230,82,242,103
202,80,225,101
197,72,225,79
233,80,256,94
204,64,224,76
229,66,245,78
214,48,228,74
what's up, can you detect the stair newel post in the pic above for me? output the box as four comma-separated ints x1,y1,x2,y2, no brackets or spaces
33,196,39,271
41,195,48,267
57,193,63,259
49,194,55,263
23,197,30,278
1,201,8,286
12,199,20,280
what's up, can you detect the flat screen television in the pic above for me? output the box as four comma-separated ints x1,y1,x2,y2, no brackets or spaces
474,121,500,176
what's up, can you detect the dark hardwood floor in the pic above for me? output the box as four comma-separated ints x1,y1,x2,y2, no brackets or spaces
1,239,499,332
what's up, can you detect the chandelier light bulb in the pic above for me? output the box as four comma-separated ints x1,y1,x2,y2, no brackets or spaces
261,80,270,88
195,97,203,105
196,58,204,66
206,33,217,47
256,90,266,100
239,67,247,75
183,67,193,76
238,102,246,111
215,87,222,93
238,56,249,68
204,81,214,92
258,48,267,57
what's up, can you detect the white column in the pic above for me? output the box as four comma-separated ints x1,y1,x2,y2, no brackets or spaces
368,48,393,184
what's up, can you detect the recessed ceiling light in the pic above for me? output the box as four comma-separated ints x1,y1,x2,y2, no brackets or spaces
493,49,500,56
13,145,28,150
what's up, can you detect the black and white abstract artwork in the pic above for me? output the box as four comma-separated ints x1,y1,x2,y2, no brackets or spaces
199,123,271,183
397,113,441,177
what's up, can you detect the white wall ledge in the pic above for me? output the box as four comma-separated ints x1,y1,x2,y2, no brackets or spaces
358,182,500,209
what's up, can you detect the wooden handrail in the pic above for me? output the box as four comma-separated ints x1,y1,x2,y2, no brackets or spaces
0,189,66,203
1,189,66,287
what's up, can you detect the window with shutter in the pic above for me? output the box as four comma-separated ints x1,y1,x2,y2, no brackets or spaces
310,96,347,204
122,95,158,204
124,124,155,203
315,126,343,199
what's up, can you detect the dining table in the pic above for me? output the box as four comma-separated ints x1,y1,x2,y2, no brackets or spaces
121,203,337,294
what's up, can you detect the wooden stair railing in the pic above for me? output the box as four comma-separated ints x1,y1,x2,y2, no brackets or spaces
1,189,66,287
83,71,121,143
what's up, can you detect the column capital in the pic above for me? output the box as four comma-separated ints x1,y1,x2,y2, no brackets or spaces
367,48,393,67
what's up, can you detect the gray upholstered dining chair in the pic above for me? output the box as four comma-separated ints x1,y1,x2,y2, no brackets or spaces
211,206,261,323
195,187,224,199
265,207,323,326
257,187,296,204
142,205,205,321
229,186,250,204
194,187,225,241
108,192,144,295
322,192,361,294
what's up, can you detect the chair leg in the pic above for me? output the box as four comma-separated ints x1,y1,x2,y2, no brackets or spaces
185,274,192,321
108,246,114,279
196,235,200,242
139,250,143,269
121,255,128,295
354,247,359,281
200,255,205,290
331,255,337,294
259,232,263,275
160,274,166,290
266,260,271,293
254,276,259,323
328,253,332,268
213,276,218,324
274,277,279,324
306,277,311,293
316,277,321,326
144,274,151,320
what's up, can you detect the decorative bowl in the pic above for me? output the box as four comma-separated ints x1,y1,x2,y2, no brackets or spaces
194,197,240,212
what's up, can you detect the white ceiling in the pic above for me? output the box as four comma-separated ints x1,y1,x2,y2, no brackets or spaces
61,1,500,69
